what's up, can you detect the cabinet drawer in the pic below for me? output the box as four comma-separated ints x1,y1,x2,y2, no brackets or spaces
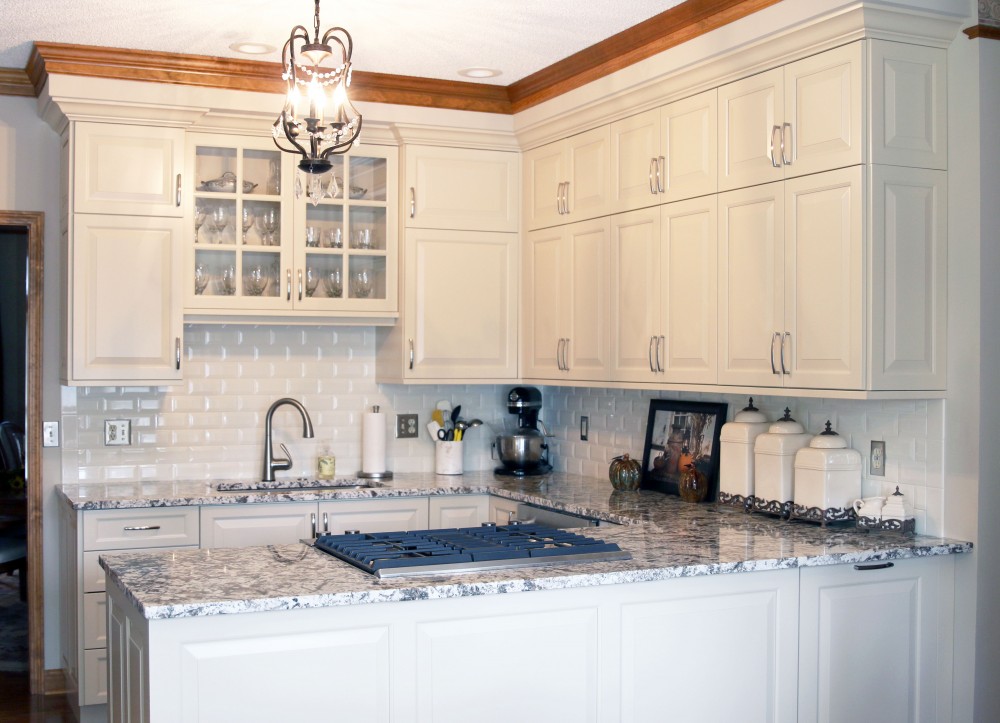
83,507,199,550
318,497,429,535
84,545,196,593
83,592,106,649
82,647,108,706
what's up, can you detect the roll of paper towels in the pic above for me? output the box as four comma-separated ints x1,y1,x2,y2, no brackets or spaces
361,409,387,474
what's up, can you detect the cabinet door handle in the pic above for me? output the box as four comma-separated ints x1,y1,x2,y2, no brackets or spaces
297,269,303,301
175,174,182,207
657,156,665,193
175,337,181,371
648,336,657,372
781,123,792,165
408,339,415,370
323,512,329,534
563,182,570,215
657,335,665,373
854,562,895,571
286,269,292,301
556,182,564,214
649,158,658,195
409,187,416,218
770,331,780,375
770,125,782,168
563,338,570,372
556,339,564,371
780,331,790,375
123,525,160,531
311,513,317,539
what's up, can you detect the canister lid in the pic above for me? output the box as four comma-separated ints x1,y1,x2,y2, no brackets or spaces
733,397,767,423
809,420,847,449
767,408,805,434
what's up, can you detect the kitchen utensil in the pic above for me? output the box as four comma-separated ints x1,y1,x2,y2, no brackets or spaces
200,171,257,194
426,420,442,441
437,428,452,441
431,409,445,427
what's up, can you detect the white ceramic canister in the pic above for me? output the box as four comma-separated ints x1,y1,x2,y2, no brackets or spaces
435,440,463,475
793,421,862,511
753,408,812,504
719,398,770,499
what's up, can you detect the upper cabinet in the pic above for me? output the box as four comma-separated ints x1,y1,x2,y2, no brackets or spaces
523,126,611,230
611,89,718,213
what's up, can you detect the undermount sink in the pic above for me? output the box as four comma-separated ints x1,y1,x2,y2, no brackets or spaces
214,479,384,492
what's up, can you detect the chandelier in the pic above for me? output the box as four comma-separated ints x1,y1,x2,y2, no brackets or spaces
272,0,363,182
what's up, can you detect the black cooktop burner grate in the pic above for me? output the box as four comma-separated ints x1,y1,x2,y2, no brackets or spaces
313,524,629,578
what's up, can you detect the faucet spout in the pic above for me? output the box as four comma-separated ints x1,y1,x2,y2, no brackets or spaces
263,398,315,482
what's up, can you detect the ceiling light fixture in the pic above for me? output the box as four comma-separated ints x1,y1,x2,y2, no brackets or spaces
273,0,362,202
230,41,276,55
458,67,502,79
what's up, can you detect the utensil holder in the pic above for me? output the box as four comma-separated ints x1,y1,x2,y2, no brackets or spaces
435,440,463,475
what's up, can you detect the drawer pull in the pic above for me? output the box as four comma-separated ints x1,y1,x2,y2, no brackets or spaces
853,562,895,571
123,525,160,532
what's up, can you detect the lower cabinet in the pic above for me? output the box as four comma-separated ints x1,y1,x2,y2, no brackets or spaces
200,502,316,548
318,498,429,535
428,495,489,528
487,495,521,525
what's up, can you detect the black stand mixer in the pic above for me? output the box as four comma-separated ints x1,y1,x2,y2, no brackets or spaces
493,386,553,477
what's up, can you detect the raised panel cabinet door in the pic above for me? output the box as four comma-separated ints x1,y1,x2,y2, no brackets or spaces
783,167,864,390
70,215,183,384
73,122,185,216
868,166,947,390
565,217,612,382
404,228,517,379
318,498,430,535
404,145,519,232
567,125,612,221
869,40,947,170
428,495,489,528
523,227,567,379
611,207,661,383
488,496,520,525
660,195,718,384
610,108,662,213
523,141,566,230
718,183,785,387
784,42,864,179
718,68,784,191
660,88,718,202
200,502,317,548
798,557,951,723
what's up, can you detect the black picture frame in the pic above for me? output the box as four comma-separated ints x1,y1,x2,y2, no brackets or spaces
640,399,728,500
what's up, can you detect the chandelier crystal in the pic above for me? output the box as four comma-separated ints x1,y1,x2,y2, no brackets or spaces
273,0,362,181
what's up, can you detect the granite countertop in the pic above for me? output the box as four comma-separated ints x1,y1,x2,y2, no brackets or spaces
86,472,973,621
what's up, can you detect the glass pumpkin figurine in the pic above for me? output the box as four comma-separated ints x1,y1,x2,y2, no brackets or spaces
609,453,642,491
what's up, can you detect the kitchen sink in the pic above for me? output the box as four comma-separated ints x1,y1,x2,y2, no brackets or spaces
214,479,384,492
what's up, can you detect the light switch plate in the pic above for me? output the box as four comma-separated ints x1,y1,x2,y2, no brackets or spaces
105,420,131,446
42,421,59,447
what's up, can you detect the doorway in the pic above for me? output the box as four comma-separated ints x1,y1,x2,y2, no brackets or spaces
0,212,44,695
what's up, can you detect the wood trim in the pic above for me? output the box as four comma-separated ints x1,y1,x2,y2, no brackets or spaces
963,24,1000,40
0,211,44,694
0,68,33,97
8,0,780,112
43,668,69,696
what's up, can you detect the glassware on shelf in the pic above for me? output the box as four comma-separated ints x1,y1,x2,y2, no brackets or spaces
351,268,372,298
325,268,343,298
305,226,320,248
305,267,320,297
351,227,373,250
244,265,269,296
241,207,256,245
256,208,279,246
194,206,207,243
210,206,230,244
194,264,210,295
268,159,281,195
323,228,343,248
220,265,237,295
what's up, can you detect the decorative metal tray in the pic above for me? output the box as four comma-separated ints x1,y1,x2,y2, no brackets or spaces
788,503,857,527
856,516,916,534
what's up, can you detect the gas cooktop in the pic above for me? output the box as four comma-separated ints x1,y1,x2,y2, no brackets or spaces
313,524,630,578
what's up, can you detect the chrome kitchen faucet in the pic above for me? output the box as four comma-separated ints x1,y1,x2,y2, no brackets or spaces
262,398,315,482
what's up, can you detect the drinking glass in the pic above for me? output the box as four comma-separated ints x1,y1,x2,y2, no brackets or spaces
351,268,373,298
244,265,269,296
241,207,255,245
267,159,281,195
351,227,372,250
305,226,320,248
210,206,230,244
220,265,237,295
194,264,210,295
257,208,279,246
194,206,207,243
325,268,343,298
323,228,343,248
305,267,320,297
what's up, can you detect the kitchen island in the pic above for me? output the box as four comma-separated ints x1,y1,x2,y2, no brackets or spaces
75,473,969,722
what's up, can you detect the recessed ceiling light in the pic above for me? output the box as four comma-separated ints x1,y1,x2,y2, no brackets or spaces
230,41,277,55
458,67,502,79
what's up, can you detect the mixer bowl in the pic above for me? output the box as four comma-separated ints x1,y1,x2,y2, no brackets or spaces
495,429,548,470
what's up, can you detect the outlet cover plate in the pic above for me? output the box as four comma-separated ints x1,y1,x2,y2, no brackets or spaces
870,440,886,476
396,413,419,439
105,420,131,446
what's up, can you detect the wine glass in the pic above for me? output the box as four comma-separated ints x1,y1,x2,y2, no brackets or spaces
267,159,281,195
351,268,372,298
257,208,279,246
325,268,342,298
305,267,320,297
210,206,229,244
194,206,207,243
244,265,269,296
194,264,210,295
220,265,237,295
241,207,255,245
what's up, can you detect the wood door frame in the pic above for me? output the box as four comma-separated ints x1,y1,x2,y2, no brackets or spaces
0,211,44,693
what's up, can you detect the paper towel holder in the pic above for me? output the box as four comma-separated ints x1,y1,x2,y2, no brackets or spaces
358,405,394,480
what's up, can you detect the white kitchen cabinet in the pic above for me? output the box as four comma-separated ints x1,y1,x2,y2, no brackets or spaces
523,217,611,381
798,556,953,722
487,496,521,525
376,228,518,381
404,145,518,232
718,167,864,390
524,126,611,230
428,495,489,528
611,89,717,213
72,121,185,217
200,502,316,548
317,498,429,535
611,196,717,384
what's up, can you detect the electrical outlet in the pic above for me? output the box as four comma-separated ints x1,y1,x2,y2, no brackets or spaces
105,419,131,446
580,415,589,441
42,421,59,447
870,440,886,476
396,413,419,439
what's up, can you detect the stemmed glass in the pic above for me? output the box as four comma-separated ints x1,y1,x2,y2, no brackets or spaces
194,206,207,243
256,208,279,246
241,207,255,245
244,265,269,296
194,264,210,295
305,267,320,297
351,268,373,298
210,206,229,244
220,265,237,295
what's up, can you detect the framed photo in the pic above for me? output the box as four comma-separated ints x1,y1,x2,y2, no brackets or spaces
640,399,728,500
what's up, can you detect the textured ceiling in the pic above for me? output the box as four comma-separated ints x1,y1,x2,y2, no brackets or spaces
0,0,685,84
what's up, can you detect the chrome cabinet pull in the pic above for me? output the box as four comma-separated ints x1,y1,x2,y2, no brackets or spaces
781,123,792,165
311,513,317,539
770,125,782,168
175,174,182,206
556,339,565,371
563,338,570,372
556,182,564,214
409,187,416,218
323,512,329,534
648,336,656,372
657,156,665,193
649,158,657,195
408,339,415,370
286,269,292,301
297,269,303,301
770,331,780,375
780,332,790,374
562,182,570,215
175,337,181,371
123,525,160,531
657,335,665,373
854,562,894,571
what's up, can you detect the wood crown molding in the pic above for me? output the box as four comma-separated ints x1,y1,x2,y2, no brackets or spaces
0,67,33,96
10,0,776,113
963,24,1000,40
